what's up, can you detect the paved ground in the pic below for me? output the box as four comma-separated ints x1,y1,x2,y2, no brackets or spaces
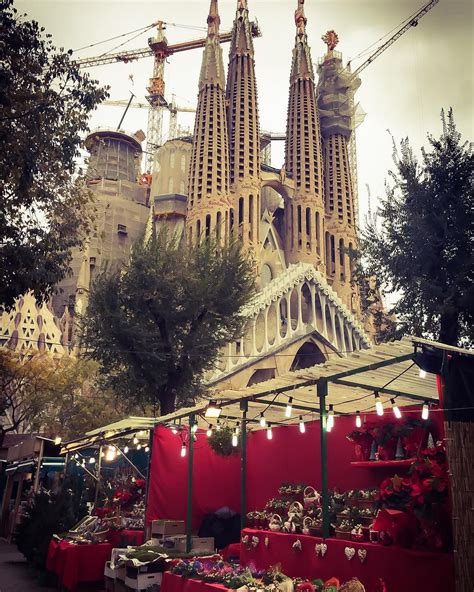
0,539,56,592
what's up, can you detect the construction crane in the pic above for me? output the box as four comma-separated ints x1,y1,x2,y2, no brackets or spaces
102,95,196,141
343,0,439,228
76,20,262,173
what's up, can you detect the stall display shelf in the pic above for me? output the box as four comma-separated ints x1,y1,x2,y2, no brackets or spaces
350,458,415,468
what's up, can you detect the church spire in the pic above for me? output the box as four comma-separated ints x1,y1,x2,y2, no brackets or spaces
284,0,325,270
187,0,230,245
226,0,261,247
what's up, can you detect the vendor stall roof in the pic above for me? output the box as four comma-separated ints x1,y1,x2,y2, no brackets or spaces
148,337,451,428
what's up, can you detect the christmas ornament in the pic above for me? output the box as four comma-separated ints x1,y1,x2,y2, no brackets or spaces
357,548,367,563
292,539,302,551
395,437,405,459
427,432,435,449
344,547,356,561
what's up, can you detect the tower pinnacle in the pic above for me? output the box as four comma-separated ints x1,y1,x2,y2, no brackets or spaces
207,0,220,37
199,0,225,90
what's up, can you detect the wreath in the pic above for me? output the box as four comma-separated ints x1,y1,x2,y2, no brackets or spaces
208,426,240,457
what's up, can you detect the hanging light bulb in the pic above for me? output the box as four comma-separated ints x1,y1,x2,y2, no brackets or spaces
116,448,121,456
299,416,305,434
232,432,238,447
105,446,116,461
206,425,213,438
422,401,430,420
285,397,293,418
171,423,178,434
327,404,335,431
89,457,95,464
216,419,221,431
137,443,142,450
374,393,384,416
145,446,150,452
267,424,273,440
191,423,198,434
391,398,402,419
235,422,240,436
54,436,62,446
259,413,267,428
180,442,187,457
355,411,362,428
124,446,129,454
133,435,139,445
74,453,79,459
419,368,427,379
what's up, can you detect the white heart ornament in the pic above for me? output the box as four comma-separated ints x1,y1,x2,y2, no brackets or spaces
358,548,367,563
320,543,328,557
345,547,356,561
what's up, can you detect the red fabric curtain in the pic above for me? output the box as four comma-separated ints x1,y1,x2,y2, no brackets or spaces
146,407,443,527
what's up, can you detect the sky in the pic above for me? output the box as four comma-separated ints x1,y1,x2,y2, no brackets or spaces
16,0,473,224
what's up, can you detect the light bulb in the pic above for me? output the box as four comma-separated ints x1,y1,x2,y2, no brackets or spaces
133,436,139,445
206,425,213,437
105,446,116,461
54,436,62,445
216,419,221,431
391,399,402,419
375,393,384,416
235,422,240,436
267,424,273,440
137,443,142,450
232,433,238,447
116,448,121,456
180,442,186,457
89,457,95,464
419,368,427,379
422,401,429,420
259,413,266,428
191,423,198,434
356,412,362,428
285,397,293,418
327,404,335,431
145,446,150,452
124,446,129,454
299,416,305,434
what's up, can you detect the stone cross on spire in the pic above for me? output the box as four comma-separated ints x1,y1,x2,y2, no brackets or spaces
295,0,307,37
207,0,220,37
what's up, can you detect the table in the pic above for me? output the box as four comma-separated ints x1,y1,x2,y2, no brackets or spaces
162,571,227,592
46,538,113,591
240,528,455,592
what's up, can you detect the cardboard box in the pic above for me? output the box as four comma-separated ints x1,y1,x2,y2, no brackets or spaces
151,519,185,537
104,561,115,579
125,572,162,590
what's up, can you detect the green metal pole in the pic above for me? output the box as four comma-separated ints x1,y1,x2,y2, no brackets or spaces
317,380,330,539
240,412,247,531
186,414,195,553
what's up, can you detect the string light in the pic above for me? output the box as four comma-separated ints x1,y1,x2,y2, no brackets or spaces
133,436,139,445
391,398,402,419
355,411,362,428
116,448,121,456
206,425,213,437
285,397,293,418
216,419,221,431
235,422,240,436
327,404,335,431
299,416,306,433
232,432,238,447
267,424,273,440
422,401,430,420
191,423,198,434
171,423,178,434
54,436,62,445
419,369,427,379
145,446,150,452
124,446,129,454
259,413,267,428
137,443,142,450
374,393,384,416
105,446,116,461
89,457,95,464
180,442,187,457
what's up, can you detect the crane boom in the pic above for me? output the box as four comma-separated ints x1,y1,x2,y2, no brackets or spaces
350,0,439,78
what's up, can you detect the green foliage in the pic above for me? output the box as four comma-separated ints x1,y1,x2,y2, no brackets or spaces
16,489,79,570
361,109,473,346
0,1,108,310
81,230,256,414
208,426,240,457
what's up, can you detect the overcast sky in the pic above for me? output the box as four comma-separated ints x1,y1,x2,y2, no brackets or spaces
16,0,473,223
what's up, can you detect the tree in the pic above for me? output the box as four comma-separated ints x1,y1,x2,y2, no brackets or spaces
0,351,124,446
0,1,108,310
81,231,256,415
361,109,473,346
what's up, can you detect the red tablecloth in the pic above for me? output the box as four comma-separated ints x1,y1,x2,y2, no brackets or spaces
240,529,454,592
109,528,145,547
162,572,228,592
46,538,113,591
221,542,240,561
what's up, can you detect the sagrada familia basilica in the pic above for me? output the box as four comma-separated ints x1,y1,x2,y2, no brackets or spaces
0,0,374,391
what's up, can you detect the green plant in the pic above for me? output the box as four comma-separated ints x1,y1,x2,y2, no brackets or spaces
208,426,240,457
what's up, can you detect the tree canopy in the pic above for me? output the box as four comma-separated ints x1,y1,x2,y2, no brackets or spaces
361,109,473,346
81,231,256,415
0,1,108,310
